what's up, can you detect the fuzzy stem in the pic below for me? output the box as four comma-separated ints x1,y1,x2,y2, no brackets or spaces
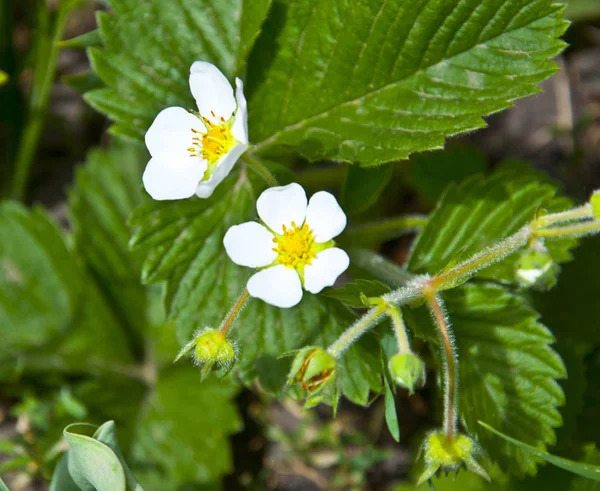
218,289,250,337
243,153,279,187
535,218,600,239
327,303,387,358
535,204,593,227
387,304,410,354
429,226,532,291
425,291,458,440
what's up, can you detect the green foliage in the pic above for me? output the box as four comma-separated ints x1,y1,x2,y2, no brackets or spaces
86,0,271,139
408,167,576,285
248,0,567,164
323,279,391,308
480,423,600,483
342,164,393,215
129,172,383,404
131,367,240,488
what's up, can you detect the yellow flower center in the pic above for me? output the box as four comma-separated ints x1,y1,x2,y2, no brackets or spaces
272,222,317,269
188,113,235,167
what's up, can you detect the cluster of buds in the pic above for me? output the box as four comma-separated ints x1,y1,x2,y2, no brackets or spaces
287,347,339,409
175,328,237,380
417,431,489,485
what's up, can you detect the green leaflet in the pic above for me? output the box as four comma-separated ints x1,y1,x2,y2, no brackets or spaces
480,423,600,484
131,366,240,488
86,0,271,139
323,279,391,308
0,203,132,373
129,171,383,404
248,0,568,164
69,142,149,344
404,283,565,476
408,166,576,285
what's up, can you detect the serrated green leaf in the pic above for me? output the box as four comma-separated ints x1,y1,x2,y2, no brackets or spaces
86,0,271,139
342,163,393,215
64,423,127,491
248,0,568,164
69,141,148,342
408,167,576,285
0,203,133,377
404,283,566,476
480,423,600,483
131,366,240,487
323,279,391,308
129,171,383,404
448,284,565,476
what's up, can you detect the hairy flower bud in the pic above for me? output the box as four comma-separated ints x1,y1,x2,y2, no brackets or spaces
175,328,237,380
388,353,426,394
516,248,558,290
417,431,489,485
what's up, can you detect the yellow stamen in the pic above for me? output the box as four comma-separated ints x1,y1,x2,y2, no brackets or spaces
188,116,236,165
272,222,317,269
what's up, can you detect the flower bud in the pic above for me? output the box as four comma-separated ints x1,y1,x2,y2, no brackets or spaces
516,248,558,290
417,431,489,485
388,353,426,394
288,347,336,393
175,328,237,380
591,190,600,219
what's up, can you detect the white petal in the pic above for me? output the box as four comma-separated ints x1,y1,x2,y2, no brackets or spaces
195,143,247,198
223,222,277,268
257,183,307,234
303,248,350,293
145,107,201,159
142,156,207,201
231,78,248,144
305,191,347,242
247,265,303,308
189,61,236,123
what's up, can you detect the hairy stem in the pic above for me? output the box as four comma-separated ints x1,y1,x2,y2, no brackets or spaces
425,291,457,440
328,304,387,358
218,289,250,337
535,204,593,227
387,305,410,354
243,153,279,187
535,218,600,239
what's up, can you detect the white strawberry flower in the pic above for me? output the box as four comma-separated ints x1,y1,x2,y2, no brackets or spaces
143,61,248,200
224,183,350,308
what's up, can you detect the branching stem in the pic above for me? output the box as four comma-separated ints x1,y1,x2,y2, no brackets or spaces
327,303,387,358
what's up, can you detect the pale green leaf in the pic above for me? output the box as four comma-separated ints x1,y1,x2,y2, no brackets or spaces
86,0,271,138
384,378,400,442
248,0,568,164
480,423,600,483
0,476,9,491
569,446,600,491
50,455,81,491
129,171,383,404
131,366,240,487
408,167,575,285
64,423,127,491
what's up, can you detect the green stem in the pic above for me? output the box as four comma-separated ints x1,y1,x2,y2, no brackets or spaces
387,305,410,354
535,204,593,227
243,153,279,187
342,215,428,246
535,218,600,239
425,291,457,440
10,2,70,201
218,289,250,337
327,303,387,358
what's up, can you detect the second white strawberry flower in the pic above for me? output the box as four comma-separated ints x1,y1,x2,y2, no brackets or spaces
224,183,350,308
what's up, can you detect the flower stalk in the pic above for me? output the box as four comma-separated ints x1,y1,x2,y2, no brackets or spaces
218,288,250,337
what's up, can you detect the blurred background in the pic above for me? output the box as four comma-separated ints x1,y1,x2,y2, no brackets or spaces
0,0,599,490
